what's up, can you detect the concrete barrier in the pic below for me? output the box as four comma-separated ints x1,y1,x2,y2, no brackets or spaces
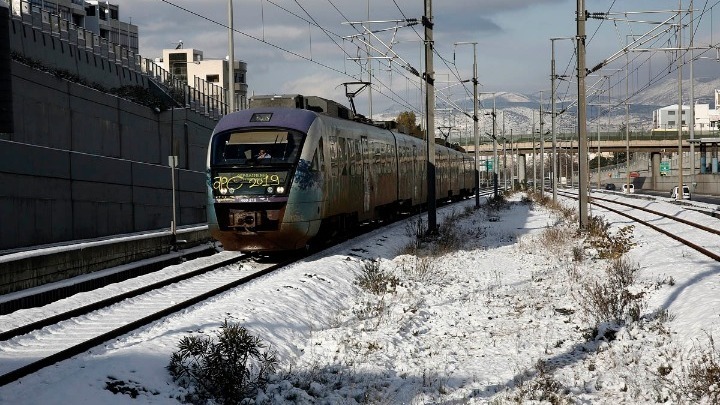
0,226,212,296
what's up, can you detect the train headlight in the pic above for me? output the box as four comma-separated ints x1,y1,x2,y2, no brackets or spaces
266,186,274,194
276,186,285,194
220,188,228,195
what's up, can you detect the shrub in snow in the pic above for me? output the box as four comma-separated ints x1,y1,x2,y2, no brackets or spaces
585,216,636,259
671,333,720,403
576,257,645,326
167,320,278,404
356,259,399,295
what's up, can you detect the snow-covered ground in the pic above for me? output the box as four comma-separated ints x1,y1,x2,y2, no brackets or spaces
1,192,719,404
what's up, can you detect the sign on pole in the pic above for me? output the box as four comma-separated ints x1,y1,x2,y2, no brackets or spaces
660,160,670,176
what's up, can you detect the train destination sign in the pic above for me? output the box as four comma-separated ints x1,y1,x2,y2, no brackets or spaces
213,171,288,194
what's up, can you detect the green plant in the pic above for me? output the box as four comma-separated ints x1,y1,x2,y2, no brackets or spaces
168,320,278,404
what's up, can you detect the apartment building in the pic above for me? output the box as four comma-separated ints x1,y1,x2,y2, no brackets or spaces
9,0,138,53
653,103,713,132
159,47,248,110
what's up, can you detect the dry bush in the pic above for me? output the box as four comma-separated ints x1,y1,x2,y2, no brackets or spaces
575,257,645,326
500,360,572,404
572,246,584,262
398,255,439,283
669,333,720,403
486,193,509,212
558,205,577,223
585,216,636,259
404,209,468,257
356,259,399,295
401,216,427,255
540,226,573,251
434,217,462,255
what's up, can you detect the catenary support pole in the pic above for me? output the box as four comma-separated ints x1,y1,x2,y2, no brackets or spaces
577,0,589,228
227,0,235,113
424,0,437,232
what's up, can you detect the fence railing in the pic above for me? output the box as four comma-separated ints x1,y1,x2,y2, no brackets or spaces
7,1,229,119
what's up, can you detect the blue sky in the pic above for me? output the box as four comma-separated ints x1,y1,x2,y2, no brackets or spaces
120,0,720,116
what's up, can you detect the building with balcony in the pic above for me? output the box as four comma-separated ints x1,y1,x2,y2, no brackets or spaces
10,0,138,53
158,47,248,111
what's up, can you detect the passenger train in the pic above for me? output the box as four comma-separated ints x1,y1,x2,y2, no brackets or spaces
206,95,476,252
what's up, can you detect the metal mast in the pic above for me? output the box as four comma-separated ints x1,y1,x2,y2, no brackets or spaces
577,0,589,228
677,0,685,199
227,0,235,113
424,0,436,232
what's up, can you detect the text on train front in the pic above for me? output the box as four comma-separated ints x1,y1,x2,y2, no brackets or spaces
209,129,306,230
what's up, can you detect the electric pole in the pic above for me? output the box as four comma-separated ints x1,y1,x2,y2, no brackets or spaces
539,91,544,197
424,0,437,232
577,0,589,228
227,0,235,113
454,41,480,208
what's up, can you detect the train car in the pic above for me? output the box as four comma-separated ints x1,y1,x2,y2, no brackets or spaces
206,95,475,252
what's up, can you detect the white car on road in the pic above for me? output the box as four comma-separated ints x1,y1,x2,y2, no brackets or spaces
671,185,691,200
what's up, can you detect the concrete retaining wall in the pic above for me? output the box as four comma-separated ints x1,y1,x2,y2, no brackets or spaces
8,16,147,90
0,227,211,295
0,61,216,251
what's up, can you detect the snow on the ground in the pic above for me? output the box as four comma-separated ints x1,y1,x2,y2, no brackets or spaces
1,193,719,404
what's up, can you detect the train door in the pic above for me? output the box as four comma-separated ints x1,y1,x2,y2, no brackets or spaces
361,136,371,214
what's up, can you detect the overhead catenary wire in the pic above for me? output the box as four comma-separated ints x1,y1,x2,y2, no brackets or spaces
157,0,419,113
558,1,720,129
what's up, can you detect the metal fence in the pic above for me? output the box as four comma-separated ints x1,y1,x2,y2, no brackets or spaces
6,0,228,119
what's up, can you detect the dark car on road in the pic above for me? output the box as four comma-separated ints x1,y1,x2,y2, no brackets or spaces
605,183,616,191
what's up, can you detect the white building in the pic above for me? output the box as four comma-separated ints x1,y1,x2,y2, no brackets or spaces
10,0,138,53
653,103,712,132
159,47,248,110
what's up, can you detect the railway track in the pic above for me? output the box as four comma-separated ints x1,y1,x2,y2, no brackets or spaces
0,252,299,386
557,189,720,262
0,189,498,387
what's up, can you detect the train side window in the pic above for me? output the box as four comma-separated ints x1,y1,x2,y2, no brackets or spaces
347,139,355,176
311,139,324,172
339,137,348,176
353,139,362,176
329,136,338,177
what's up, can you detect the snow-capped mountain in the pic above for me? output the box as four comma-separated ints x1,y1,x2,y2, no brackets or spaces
376,76,720,142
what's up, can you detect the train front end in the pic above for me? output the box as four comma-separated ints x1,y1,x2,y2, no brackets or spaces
206,108,323,252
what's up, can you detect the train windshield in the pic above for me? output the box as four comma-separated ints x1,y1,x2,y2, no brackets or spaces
211,129,304,166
